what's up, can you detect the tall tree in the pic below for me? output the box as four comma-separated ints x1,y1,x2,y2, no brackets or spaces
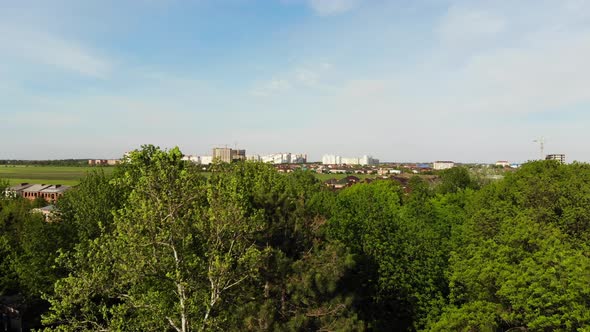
43,146,269,331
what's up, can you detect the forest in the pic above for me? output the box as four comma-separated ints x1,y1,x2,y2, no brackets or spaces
1,145,589,331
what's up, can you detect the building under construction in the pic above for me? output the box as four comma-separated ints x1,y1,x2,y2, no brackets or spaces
212,147,246,163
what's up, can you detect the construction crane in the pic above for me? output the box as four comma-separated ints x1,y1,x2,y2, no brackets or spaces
533,137,545,160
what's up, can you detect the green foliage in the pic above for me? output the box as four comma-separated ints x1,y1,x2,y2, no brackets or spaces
429,161,590,331
0,178,8,193
208,163,360,331
4,154,590,332
436,167,478,194
328,179,461,331
43,147,356,331
32,196,49,208
56,169,124,243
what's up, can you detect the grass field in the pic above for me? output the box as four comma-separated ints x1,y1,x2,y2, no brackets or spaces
0,166,115,186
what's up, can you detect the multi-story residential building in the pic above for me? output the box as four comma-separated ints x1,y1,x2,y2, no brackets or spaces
291,154,307,164
546,154,566,164
233,149,246,161
322,154,378,166
341,157,359,165
433,161,455,170
182,155,201,163
212,148,246,163
496,161,510,167
213,147,232,163
359,155,379,166
262,153,291,164
322,155,341,165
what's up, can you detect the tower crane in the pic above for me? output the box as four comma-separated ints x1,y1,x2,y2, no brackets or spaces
533,137,545,160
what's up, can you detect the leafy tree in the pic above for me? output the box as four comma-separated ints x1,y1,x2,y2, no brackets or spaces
436,167,478,194
429,161,590,331
32,196,49,208
0,178,8,194
56,169,125,244
208,164,360,331
43,146,269,331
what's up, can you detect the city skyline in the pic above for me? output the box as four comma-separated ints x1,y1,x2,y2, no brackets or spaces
1,0,589,162
0,142,562,165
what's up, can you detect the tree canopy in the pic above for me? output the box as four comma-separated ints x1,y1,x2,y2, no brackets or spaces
1,149,589,331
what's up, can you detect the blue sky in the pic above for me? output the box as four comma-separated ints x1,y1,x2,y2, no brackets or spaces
1,0,589,162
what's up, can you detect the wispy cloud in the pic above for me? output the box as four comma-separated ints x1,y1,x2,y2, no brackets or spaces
437,6,506,47
2,0,590,162
250,62,335,97
429,1,590,116
0,24,111,78
308,0,360,15
250,78,292,97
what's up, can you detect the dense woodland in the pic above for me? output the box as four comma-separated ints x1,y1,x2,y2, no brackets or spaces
1,145,589,331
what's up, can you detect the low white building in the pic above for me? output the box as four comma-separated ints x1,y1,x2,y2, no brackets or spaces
182,155,201,163
433,161,455,170
496,161,510,167
323,154,378,166
200,156,213,165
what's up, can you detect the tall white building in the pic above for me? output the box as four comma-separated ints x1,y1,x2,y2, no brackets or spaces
341,157,360,165
359,155,379,166
322,154,341,165
262,153,292,164
244,153,307,164
291,153,307,164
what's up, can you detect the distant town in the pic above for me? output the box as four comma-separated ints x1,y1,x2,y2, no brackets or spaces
2,144,567,206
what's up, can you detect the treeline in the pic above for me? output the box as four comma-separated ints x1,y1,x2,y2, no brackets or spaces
0,159,90,167
1,145,589,331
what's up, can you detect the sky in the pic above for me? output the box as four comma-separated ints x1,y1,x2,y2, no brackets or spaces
1,0,589,163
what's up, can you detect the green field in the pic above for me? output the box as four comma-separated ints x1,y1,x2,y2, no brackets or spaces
0,166,115,186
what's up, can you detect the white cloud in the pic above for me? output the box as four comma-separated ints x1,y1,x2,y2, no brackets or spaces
437,6,506,46
320,62,334,70
0,24,111,78
308,0,360,15
427,1,590,117
454,31,590,114
251,78,292,97
295,68,319,86
250,62,336,96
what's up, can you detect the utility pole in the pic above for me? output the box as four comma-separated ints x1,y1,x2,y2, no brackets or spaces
533,137,545,160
